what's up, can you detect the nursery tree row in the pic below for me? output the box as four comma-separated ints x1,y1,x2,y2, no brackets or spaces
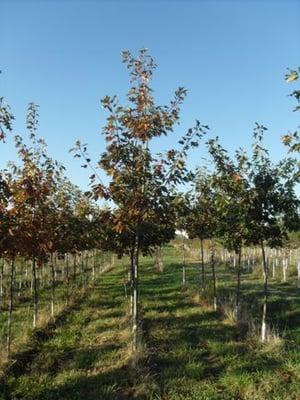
0,51,299,360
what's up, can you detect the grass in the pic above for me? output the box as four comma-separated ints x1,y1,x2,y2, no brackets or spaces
1,243,300,399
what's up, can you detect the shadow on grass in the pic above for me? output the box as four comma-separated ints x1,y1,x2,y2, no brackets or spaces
2,256,300,400
5,363,151,400
139,260,297,398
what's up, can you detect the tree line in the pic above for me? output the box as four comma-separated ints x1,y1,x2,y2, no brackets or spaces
0,51,299,359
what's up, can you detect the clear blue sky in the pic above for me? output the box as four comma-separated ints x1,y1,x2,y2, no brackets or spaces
1,0,300,191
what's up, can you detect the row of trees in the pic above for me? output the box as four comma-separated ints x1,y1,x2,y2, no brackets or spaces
73,50,299,346
184,65,299,341
1,51,299,356
185,126,298,340
0,104,121,355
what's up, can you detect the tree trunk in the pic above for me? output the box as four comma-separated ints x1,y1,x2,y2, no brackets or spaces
92,249,96,282
73,254,77,282
25,261,28,287
111,253,115,267
182,236,186,286
66,253,70,304
210,240,217,311
32,258,38,328
261,240,268,342
297,262,300,288
129,248,134,317
235,248,242,320
7,258,15,357
50,254,55,317
155,246,163,272
200,238,205,291
283,258,287,283
0,258,4,306
124,262,128,299
18,260,24,297
54,254,57,281
132,232,140,354
85,251,89,284
81,253,84,286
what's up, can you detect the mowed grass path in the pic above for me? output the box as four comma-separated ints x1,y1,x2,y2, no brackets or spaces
2,246,300,399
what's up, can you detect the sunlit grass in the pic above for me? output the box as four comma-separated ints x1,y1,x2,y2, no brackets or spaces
1,244,300,399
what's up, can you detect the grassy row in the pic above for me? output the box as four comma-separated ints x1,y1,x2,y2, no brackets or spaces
0,252,114,368
1,244,300,399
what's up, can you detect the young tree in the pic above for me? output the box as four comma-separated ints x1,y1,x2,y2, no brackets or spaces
187,168,219,309
7,103,60,327
0,170,19,357
0,92,15,349
207,139,250,318
47,178,92,302
247,124,299,341
72,48,208,353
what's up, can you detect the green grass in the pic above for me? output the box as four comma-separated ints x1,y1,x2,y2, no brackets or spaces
1,244,300,399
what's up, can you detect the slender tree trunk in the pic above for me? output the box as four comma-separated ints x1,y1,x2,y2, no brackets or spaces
25,261,28,288
50,254,55,317
155,247,159,271
129,248,134,317
7,258,15,358
282,258,285,282
66,253,70,304
18,260,24,297
39,264,43,289
111,253,115,267
30,270,33,295
124,262,128,299
200,238,205,291
211,240,217,311
81,252,84,286
60,258,63,284
92,249,96,282
32,258,38,328
235,248,242,320
182,236,186,286
73,254,77,282
85,251,89,284
159,245,163,272
132,231,140,354
261,240,268,342
155,246,163,272
54,254,57,282
0,258,4,307
285,258,288,279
